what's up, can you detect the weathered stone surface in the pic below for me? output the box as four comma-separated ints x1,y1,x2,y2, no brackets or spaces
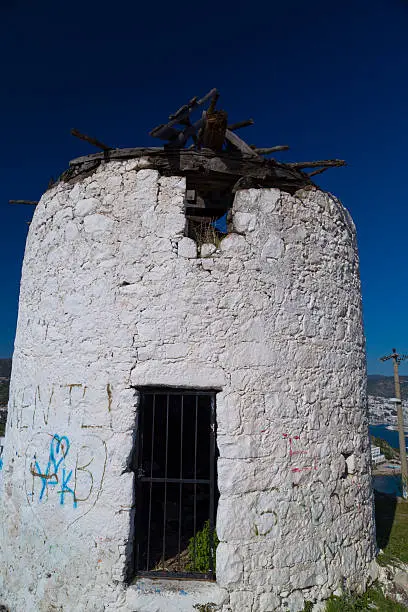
233,211,256,233
126,578,228,612
177,236,197,258
75,197,99,217
201,242,217,257
0,161,375,612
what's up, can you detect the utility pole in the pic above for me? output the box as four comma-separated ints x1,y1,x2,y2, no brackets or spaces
380,348,408,498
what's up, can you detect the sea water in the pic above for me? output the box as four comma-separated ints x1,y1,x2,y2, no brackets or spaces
369,424,405,495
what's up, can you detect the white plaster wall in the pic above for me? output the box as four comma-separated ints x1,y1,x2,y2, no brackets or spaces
0,160,375,612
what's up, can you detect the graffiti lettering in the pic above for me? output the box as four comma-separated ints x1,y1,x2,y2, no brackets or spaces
31,434,77,507
13,383,113,432
25,431,107,527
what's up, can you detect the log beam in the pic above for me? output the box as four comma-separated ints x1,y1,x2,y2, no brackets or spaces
9,200,38,205
227,119,254,131
307,167,332,177
225,129,260,158
254,146,290,154
150,88,218,139
288,159,346,169
71,128,111,151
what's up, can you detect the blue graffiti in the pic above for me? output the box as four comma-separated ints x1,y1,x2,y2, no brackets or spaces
32,434,77,508
0,457,3,471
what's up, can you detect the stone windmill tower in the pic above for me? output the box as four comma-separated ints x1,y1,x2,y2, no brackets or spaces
0,90,375,612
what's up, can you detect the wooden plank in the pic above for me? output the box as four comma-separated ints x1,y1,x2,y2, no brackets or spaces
227,119,254,131
165,117,205,148
207,91,220,115
254,146,290,154
9,200,38,205
68,147,313,190
71,128,111,151
149,88,218,139
70,147,162,165
307,167,332,177
225,129,260,158
288,159,346,169
169,96,198,120
149,124,181,140
197,88,219,107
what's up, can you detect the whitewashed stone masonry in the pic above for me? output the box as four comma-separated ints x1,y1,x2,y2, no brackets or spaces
0,160,376,612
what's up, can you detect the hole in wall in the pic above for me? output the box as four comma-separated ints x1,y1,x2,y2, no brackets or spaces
184,176,233,245
341,452,354,479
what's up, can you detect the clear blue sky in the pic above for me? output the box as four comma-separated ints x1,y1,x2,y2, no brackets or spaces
1,0,407,375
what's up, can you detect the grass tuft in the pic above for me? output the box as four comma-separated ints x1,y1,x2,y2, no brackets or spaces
326,584,406,611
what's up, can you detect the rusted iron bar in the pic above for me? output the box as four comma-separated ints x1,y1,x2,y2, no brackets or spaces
71,128,111,151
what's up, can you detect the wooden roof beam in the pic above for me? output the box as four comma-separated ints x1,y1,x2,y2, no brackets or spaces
288,159,346,170
252,146,290,155
150,88,218,139
227,119,254,131
225,129,260,158
71,128,111,152
9,200,38,206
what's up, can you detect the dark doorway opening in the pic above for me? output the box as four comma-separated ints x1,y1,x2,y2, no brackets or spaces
133,389,218,580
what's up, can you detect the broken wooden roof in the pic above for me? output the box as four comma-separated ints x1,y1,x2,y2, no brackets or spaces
64,89,345,194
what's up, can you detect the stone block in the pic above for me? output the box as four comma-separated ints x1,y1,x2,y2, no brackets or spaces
219,233,248,256
200,243,217,257
75,198,99,217
233,212,256,233
216,544,244,586
178,237,197,258
259,592,280,611
84,213,114,233
261,235,284,260
230,590,254,609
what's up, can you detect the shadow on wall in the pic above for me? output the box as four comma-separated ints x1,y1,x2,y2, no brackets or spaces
375,491,397,552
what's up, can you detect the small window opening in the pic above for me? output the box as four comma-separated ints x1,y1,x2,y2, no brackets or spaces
341,452,353,479
185,177,233,244
133,389,218,580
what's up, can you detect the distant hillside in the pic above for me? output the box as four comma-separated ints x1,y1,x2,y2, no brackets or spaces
0,358,12,378
367,374,408,399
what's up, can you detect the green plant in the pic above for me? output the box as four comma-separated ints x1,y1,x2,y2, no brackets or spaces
189,218,223,249
193,604,217,612
326,584,406,611
326,591,369,611
303,602,314,612
375,493,408,565
187,520,219,573
371,436,399,461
